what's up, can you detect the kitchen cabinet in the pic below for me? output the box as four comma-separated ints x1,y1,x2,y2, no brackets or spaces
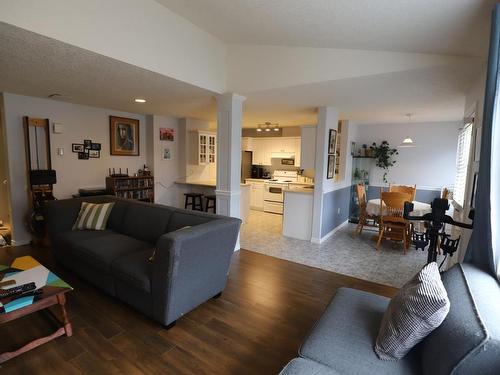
300,126,316,170
190,131,216,165
250,137,301,166
248,180,265,210
242,137,253,151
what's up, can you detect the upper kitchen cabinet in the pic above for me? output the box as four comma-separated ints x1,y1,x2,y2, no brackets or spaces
300,126,316,170
189,130,216,165
251,137,301,166
242,137,253,151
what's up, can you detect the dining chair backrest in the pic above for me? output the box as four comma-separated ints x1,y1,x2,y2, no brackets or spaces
356,184,367,206
380,192,413,218
389,184,416,201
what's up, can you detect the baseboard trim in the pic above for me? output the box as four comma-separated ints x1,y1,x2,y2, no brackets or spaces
311,220,349,244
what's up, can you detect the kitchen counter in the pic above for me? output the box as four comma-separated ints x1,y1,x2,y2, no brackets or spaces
175,179,250,187
282,188,314,240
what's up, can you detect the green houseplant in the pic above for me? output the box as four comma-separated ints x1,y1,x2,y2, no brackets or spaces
370,141,398,183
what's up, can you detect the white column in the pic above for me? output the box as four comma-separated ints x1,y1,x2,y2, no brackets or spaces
215,93,246,218
311,106,339,243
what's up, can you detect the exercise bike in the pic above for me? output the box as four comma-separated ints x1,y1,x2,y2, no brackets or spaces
403,198,474,267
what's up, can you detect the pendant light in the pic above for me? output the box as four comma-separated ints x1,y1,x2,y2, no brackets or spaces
399,114,416,148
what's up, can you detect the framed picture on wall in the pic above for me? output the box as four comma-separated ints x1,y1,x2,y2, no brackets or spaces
110,116,139,156
328,129,337,154
90,143,101,151
89,150,100,158
162,147,172,160
327,154,335,179
159,127,175,141
72,144,84,153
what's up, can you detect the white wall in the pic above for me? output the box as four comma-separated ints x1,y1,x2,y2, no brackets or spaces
0,96,12,228
146,115,185,207
0,0,226,93
353,121,460,189
2,93,148,244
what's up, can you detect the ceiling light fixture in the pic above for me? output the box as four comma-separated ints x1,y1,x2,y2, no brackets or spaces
258,121,279,133
399,114,416,148
134,98,146,103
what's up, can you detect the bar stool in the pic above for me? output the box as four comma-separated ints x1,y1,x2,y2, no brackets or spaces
184,193,204,211
205,195,216,213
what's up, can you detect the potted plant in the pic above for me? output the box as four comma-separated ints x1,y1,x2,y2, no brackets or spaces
370,141,398,183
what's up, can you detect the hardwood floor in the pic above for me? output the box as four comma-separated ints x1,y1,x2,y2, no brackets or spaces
0,246,397,374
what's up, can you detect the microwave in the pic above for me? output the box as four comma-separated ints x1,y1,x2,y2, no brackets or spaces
281,158,295,165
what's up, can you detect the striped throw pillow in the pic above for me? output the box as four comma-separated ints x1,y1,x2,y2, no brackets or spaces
375,262,450,360
72,202,115,231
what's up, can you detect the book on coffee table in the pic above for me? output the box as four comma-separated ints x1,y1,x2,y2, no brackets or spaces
0,256,72,314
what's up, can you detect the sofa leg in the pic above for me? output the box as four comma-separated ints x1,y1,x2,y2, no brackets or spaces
165,321,176,330
212,292,222,299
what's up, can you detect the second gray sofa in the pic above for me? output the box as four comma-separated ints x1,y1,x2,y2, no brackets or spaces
280,263,500,374
46,196,241,327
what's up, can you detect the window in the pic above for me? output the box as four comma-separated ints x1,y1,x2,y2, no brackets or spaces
453,122,473,208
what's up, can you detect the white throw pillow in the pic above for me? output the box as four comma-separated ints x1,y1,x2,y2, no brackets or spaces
375,262,450,360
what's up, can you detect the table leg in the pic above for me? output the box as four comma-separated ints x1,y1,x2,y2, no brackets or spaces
57,294,72,337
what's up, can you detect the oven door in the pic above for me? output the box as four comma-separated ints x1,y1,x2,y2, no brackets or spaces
264,184,284,203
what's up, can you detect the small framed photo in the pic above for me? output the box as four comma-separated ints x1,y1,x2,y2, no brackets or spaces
327,154,335,179
162,147,172,160
72,144,84,153
84,139,92,149
78,152,89,160
328,129,337,154
89,150,100,158
159,127,175,141
90,143,101,151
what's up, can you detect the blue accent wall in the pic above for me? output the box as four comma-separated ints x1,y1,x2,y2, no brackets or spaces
321,186,351,237
366,185,440,204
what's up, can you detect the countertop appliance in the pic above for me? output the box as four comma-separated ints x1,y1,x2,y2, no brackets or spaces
251,165,264,179
263,170,298,214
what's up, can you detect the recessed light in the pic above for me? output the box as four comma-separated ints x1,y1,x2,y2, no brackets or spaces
134,98,146,103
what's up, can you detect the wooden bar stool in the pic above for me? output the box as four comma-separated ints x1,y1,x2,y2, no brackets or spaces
205,195,216,213
184,193,204,211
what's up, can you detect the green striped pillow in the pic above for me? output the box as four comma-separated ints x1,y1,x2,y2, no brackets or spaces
72,202,115,231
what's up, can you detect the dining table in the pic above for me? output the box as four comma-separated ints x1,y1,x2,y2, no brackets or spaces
366,199,432,232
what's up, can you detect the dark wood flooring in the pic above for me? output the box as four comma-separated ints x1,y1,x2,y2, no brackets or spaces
0,246,397,374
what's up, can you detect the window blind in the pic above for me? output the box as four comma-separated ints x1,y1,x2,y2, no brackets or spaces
453,123,473,208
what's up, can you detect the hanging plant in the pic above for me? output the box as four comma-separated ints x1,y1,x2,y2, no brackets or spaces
370,141,398,183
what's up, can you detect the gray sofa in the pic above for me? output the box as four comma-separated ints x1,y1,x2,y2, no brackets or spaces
46,196,241,327
280,263,500,375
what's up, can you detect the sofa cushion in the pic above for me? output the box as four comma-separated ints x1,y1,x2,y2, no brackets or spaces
421,263,500,375
167,210,214,232
54,229,114,248
375,262,450,360
121,203,173,244
68,232,151,272
111,249,153,293
279,358,339,375
300,288,421,375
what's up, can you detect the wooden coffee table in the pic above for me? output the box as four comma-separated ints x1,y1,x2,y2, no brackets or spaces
0,256,73,363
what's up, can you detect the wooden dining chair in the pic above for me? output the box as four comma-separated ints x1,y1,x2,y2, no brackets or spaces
355,183,377,235
389,184,417,201
376,191,413,253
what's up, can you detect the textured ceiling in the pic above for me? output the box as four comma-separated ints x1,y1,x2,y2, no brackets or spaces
0,23,216,121
156,0,493,57
0,22,486,127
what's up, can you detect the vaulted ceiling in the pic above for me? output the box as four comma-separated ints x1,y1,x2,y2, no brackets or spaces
0,1,493,127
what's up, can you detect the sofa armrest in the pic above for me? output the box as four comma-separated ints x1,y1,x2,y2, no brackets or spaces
151,217,241,325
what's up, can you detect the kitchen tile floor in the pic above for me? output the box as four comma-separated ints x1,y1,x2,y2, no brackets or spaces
240,210,441,288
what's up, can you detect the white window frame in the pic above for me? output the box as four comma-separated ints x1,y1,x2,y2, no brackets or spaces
452,120,474,210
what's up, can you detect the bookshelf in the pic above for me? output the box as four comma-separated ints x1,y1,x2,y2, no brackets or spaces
105,176,154,202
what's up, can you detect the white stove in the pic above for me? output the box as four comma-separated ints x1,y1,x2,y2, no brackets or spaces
263,170,298,214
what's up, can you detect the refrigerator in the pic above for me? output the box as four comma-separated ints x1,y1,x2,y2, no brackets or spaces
241,151,252,183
